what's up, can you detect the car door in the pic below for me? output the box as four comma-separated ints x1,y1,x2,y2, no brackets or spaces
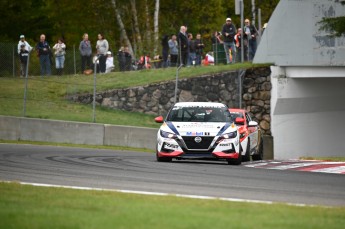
245,112,259,151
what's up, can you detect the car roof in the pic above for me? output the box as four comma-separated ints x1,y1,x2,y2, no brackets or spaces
229,108,246,113
173,102,227,108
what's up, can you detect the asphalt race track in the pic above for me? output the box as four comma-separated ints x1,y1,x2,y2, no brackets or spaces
1,143,344,207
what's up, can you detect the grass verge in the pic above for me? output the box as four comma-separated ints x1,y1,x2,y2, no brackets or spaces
0,63,268,128
0,139,153,153
0,182,344,229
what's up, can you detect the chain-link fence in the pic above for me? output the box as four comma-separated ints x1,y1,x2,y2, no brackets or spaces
1,41,236,77
0,42,146,77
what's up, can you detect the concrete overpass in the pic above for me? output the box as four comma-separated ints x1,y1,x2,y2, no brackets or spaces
254,0,345,159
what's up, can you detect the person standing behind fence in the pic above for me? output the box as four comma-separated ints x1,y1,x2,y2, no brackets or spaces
244,18,258,61
17,35,32,54
96,33,109,73
178,26,188,66
124,46,132,71
222,18,236,64
168,34,178,67
53,38,66,76
161,35,169,68
79,33,92,73
234,28,248,62
195,34,204,66
36,34,51,76
19,44,29,77
117,46,126,71
187,33,196,66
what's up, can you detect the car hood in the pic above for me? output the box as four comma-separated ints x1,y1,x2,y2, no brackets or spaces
163,121,235,137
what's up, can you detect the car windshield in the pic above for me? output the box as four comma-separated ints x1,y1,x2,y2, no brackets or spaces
230,111,244,120
166,106,232,122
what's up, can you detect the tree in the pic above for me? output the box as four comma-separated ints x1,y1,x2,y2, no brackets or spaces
318,1,345,37
111,0,134,55
153,0,160,55
130,0,142,57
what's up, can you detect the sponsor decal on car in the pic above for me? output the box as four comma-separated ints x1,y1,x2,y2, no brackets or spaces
164,143,179,150
185,132,211,136
219,143,231,147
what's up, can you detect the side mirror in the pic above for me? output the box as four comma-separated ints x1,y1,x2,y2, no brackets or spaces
154,116,164,123
235,117,245,125
248,120,258,127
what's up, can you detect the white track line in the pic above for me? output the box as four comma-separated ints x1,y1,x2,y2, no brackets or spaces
2,180,321,207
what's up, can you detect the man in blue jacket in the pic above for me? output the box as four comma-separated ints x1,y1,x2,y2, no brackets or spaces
36,34,51,76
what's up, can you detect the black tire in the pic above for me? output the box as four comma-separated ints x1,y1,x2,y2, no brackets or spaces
252,137,264,161
242,139,251,162
227,144,242,165
156,152,172,162
227,154,242,165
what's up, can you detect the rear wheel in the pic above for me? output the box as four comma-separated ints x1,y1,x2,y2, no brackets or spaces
252,137,264,161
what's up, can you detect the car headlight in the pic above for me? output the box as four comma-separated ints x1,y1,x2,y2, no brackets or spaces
217,131,237,142
160,130,177,139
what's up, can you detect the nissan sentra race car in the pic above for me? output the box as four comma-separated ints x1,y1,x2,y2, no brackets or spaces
229,108,263,161
154,102,243,165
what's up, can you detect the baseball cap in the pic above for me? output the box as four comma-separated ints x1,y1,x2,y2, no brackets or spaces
107,51,112,55
226,18,231,21
20,35,25,38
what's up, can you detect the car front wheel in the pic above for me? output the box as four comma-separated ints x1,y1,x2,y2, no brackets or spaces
156,152,172,162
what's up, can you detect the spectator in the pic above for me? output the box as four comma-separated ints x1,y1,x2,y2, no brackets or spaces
117,46,126,72
234,28,248,62
36,34,51,76
195,33,204,66
79,33,92,73
178,26,188,66
211,31,223,44
124,46,132,71
168,34,178,67
153,55,163,68
17,35,32,54
161,35,169,68
105,51,114,73
221,18,237,64
96,33,109,73
53,38,66,75
138,54,151,70
187,33,196,66
19,44,29,77
244,18,258,61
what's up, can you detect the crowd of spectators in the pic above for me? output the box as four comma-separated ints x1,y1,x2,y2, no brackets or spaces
16,17,260,76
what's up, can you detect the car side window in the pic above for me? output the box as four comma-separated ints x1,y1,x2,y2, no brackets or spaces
245,113,251,124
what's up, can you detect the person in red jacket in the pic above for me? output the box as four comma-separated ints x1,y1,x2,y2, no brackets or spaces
234,28,248,62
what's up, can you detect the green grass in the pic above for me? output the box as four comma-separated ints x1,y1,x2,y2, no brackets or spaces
0,63,267,128
0,139,153,153
0,182,344,229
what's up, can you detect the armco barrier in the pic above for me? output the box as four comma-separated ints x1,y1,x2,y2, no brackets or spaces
0,116,105,145
0,115,273,158
104,125,157,149
0,116,157,150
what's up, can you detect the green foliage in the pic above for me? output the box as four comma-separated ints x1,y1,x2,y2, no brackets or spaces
0,0,280,55
319,16,345,37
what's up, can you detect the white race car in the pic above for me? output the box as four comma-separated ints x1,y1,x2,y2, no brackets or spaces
154,102,242,165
